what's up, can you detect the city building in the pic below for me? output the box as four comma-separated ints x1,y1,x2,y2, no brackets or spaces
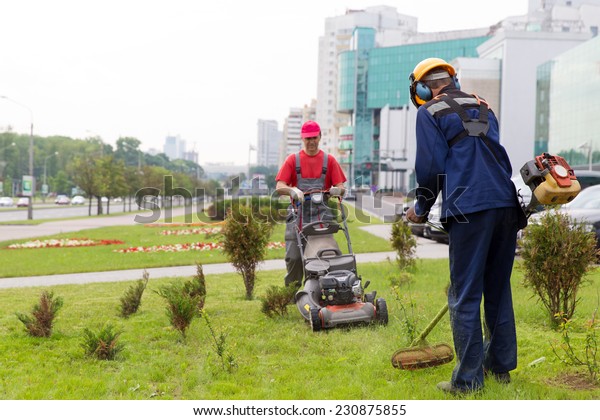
280,108,303,162
182,150,198,164
256,119,282,168
316,6,417,155
535,34,600,168
163,135,186,160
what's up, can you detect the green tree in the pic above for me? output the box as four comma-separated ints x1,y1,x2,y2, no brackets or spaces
95,155,127,215
115,137,143,169
69,155,99,216
52,170,73,196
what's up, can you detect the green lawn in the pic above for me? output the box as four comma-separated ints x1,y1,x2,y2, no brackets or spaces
1,206,599,400
0,259,599,399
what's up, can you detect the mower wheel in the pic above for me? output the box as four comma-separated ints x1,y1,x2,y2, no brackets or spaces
309,307,322,332
375,298,388,325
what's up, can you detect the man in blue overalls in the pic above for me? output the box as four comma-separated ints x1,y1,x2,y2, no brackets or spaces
276,120,347,287
405,58,526,394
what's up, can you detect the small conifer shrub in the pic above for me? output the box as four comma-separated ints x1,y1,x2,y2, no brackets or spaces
119,270,150,318
16,290,63,337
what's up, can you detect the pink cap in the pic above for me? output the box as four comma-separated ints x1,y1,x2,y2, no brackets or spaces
301,120,321,138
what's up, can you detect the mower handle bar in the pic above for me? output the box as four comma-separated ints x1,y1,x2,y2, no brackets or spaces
316,248,342,258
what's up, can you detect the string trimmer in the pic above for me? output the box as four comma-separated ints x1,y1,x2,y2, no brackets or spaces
391,303,453,370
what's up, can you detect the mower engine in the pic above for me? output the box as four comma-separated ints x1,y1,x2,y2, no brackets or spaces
520,152,581,212
319,270,362,306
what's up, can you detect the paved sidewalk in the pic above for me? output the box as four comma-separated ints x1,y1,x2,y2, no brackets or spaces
0,207,189,242
0,251,404,289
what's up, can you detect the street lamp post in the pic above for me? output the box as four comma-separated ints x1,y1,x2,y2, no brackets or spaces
120,142,142,170
43,152,59,203
579,142,593,171
0,95,34,219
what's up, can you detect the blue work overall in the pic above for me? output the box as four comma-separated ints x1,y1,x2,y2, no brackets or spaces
446,208,519,390
284,152,333,287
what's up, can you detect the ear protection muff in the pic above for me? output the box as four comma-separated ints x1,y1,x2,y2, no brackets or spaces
415,81,433,102
409,73,461,108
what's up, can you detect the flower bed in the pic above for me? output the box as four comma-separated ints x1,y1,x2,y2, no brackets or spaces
144,222,225,228
159,228,222,236
7,238,124,249
114,241,285,253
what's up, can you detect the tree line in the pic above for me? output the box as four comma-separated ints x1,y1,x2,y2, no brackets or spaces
0,132,221,214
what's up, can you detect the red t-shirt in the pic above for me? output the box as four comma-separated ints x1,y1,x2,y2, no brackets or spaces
276,150,347,188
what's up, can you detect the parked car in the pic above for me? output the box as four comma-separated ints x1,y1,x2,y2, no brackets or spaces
16,197,29,207
524,184,600,249
71,195,86,205
404,193,449,243
422,201,448,244
0,197,14,207
512,169,600,212
55,195,70,205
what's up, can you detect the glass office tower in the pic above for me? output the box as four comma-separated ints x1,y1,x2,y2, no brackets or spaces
536,35,600,169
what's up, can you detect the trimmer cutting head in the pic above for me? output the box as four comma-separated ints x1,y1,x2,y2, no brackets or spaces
391,343,454,370
390,303,454,370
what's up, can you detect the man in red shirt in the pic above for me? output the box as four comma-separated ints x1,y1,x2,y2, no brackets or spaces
276,120,347,287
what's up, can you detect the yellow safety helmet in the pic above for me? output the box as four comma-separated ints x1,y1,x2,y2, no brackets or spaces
409,58,458,108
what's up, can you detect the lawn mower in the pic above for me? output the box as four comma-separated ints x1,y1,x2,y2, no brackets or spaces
391,152,582,370
291,189,388,331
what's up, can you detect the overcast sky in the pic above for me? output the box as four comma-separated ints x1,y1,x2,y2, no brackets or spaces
0,0,528,165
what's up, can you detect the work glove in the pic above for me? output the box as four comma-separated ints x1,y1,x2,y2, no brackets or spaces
329,187,343,197
405,206,427,224
289,187,304,203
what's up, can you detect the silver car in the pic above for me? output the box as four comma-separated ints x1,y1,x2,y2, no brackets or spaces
0,197,14,207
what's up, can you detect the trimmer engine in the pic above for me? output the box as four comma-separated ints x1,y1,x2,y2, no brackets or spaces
319,270,362,306
520,152,581,212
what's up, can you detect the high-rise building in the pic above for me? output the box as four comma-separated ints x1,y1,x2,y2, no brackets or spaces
257,119,282,168
163,135,186,160
280,108,303,162
536,34,600,168
316,6,417,155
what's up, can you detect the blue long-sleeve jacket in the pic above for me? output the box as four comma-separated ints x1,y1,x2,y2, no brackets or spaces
414,87,518,222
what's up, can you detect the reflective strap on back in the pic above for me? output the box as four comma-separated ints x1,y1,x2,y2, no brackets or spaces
443,96,490,148
442,96,501,165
